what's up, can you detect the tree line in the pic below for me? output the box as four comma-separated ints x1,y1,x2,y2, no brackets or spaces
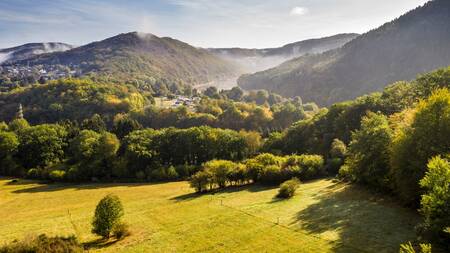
0,121,263,182
189,153,324,192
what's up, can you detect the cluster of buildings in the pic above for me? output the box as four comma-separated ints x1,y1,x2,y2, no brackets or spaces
157,95,202,110
0,64,82,84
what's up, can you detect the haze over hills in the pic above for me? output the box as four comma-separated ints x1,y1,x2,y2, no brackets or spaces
5,32,240,89
0,42,73,64
238,0,450,106
208,33,359,73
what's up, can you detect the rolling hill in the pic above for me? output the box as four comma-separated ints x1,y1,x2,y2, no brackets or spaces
238,0,450,106
0,42,73,64
209,33,358,73
7,32,241,89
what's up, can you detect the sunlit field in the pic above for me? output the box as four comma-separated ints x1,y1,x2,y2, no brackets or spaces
0,178,419,252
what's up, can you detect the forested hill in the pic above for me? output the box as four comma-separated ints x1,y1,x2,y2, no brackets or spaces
0,42,73,64
8,32,241,88
238,0,450,106
208,33,358,73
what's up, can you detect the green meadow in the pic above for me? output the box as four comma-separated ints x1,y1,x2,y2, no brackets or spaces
0,178,419,252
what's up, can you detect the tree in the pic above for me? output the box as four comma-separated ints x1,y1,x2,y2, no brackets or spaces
203,86,219,99
330,138,347,159
239,130,262,157
202,160,236,188
70,130,101,162
8,118,30,133
419,156,450,239
381,81,415,114
227,87,244,101
272,103,305,129
391,89,450,204
17,124,67,169
0,131,19,175
81,114,106,132
218,106,245,130
92,194,124,238
255,90,269,105
341,112,392,190
190,170,211,192
70,130,119,179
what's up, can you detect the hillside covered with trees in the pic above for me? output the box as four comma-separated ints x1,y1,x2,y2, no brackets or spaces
5,32,241,94
238,0,450,106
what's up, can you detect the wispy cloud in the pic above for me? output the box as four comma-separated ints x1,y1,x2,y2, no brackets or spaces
290,6,308,16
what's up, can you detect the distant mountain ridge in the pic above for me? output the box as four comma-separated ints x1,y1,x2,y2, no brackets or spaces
6,32,240,88
238,0,450,105
0,42,73,64
208,33,359,73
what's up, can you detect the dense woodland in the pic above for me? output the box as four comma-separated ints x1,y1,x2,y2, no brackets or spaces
0,66,449,248
0,79,313,134
238,0,450,106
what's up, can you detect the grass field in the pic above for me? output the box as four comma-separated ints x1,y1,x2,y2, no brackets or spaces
0,178,420,252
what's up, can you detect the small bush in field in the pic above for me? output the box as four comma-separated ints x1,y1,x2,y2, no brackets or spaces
49,170,66,181
92,194,124,238
0,234,82,253
112,222,131,240
277,178,301,198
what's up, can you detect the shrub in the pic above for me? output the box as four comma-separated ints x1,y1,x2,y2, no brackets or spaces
277,178,301,198
165,166,179,180
190,170,211,192
92,194,124,238
259,164,283,184
0,234,82,253
112,222,131,240
203,160,236,188
419,156,450,241
49,170,66,182
297,155,325,179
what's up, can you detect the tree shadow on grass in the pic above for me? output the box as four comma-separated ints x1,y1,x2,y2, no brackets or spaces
170,183,277,202
10,181,166,194
293,184,420,253
5,178,46,186
83,238,119,250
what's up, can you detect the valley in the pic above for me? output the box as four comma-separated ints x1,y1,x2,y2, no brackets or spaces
0,1,449,252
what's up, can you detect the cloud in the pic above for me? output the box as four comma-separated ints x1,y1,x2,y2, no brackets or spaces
290,6,308,16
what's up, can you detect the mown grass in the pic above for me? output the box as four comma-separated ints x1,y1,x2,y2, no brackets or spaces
0,178,419,252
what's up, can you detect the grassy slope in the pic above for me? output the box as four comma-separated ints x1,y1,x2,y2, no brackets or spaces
0,178,419,252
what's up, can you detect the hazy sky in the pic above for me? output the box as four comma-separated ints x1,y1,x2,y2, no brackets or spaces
0,0,430,49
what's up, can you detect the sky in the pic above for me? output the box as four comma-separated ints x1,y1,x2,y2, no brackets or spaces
0,0,430,49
